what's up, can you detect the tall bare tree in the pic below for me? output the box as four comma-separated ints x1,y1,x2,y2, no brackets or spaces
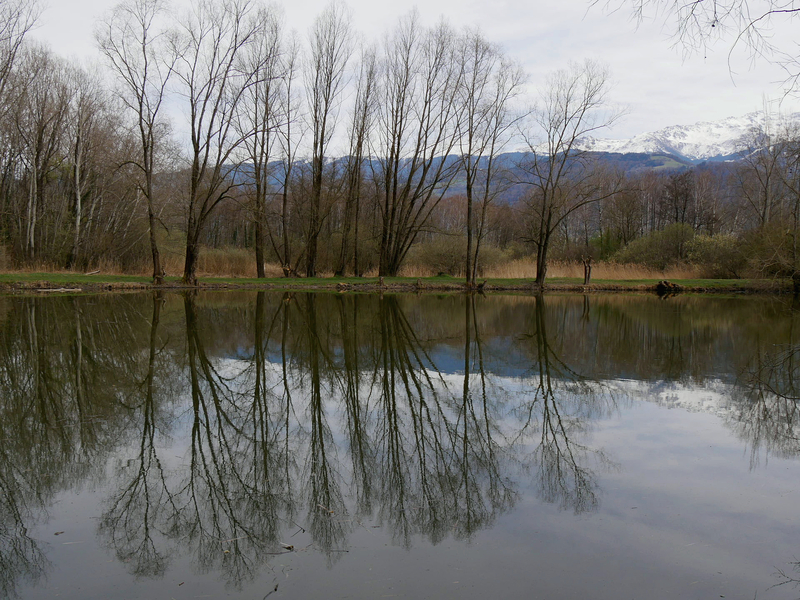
735,111,786,228
65,67,108,270
97,0,176,283
172,0,263,285
0,0,41,112
375,13,464,277
237,5,284,278
335,43,377,277
13,45,71,260
519,59,623,286
273,33,302,277
303,0,352,277
456,30,524,286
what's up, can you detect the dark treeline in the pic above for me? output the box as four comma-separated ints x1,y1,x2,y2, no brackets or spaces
0,0,798,285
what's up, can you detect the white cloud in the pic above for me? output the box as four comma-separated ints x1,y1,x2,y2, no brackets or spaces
29,0,800,139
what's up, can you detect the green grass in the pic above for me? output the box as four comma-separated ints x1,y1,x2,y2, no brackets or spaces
0,271,790,292
0,272,161,284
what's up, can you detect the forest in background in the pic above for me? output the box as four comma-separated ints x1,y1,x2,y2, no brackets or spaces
0,0,799,285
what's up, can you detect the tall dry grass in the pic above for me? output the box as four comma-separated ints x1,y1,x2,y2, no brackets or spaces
542,260,701,280
394,258,701,280
1,248,704,281
320,258,705,280
481,258,702,280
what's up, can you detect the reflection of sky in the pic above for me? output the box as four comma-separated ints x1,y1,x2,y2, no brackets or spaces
231,335,575,380
211,353,755,430
23,355,800,600
8,334,799,600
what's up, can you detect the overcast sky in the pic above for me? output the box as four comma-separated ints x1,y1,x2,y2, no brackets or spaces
30,0,800,140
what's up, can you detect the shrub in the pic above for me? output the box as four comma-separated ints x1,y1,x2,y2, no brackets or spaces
685,234,746,278
404,237,510,277
612,223,695,270
740,224,800,278
406,236,466,276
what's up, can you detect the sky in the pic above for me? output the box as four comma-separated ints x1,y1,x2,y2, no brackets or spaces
29,0,800,140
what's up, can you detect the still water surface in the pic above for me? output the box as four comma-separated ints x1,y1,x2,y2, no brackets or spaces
2,291,800,599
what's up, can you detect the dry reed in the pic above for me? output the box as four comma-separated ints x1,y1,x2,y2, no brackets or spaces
1,250,705,281
536,260,702,280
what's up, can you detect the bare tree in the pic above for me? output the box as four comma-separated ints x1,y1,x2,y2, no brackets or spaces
97,0,176,283
335,43,377,277
303,0,353,278
172,0,263,285
237,4,284,278
519,59,623,286
0,0,41,112
784,127,800,292
13,45,71,261
456,30,524,286
273,33,302,277
375,12,464,277
601,0,800,91
734,111,786,228
65,67,107,270
0,0,41,261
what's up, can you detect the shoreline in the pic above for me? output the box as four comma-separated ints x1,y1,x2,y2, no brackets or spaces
0,273,792,295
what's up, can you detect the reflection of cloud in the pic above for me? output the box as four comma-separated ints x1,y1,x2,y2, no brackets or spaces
611,378,735,418
595,377,800,464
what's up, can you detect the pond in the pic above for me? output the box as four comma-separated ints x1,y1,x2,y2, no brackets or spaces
2,291,800,599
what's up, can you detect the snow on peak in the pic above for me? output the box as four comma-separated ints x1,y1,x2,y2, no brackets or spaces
579,111,800,162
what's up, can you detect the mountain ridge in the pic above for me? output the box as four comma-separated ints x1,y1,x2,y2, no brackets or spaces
577,111,800,164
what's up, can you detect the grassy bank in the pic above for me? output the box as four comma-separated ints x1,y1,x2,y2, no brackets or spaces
0,271,792,295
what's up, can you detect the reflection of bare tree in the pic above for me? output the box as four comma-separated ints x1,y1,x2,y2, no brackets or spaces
99,293,178,579
245,292,295,545
0,445,48,599
735,346,800,468
0,291,639,596
337,295,375,518
182,292,289,587
516,295,616,514
371,295,514,547
0,296,157,596
99,292,304,588
296,294,348,562
456,294,515,538
731,316,800,465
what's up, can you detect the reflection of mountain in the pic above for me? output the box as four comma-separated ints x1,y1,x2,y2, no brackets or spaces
0,292,798,595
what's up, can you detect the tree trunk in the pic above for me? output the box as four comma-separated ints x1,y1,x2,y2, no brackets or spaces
281,163,293,277
148,205,163,285
255,206,265,279
465,175,474,288
68,125,83,270
535,237,549,287
335,190,352,277
306,162,320,278
353,191,361,277
183,219,199,286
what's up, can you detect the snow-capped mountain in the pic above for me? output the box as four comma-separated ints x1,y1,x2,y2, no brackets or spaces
579,111,800,163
